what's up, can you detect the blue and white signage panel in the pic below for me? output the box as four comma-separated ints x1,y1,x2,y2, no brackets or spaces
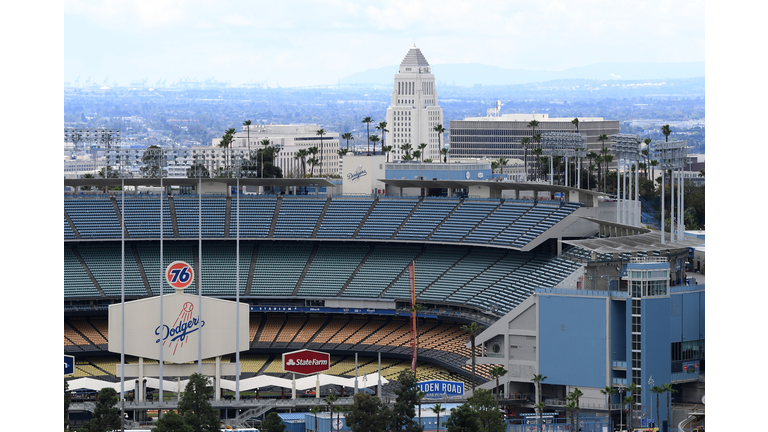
417,380,464,398
65,355,74,376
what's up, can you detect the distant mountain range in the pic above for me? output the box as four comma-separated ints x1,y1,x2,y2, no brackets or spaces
340,62,704,87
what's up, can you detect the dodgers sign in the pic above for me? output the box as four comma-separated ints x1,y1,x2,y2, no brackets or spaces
417,380,464,398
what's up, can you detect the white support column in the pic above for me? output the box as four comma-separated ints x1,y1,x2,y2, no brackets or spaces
215,356,221,401
617,160,622,224
624,160,629,226
635,159,640,227
661,171,666,244
138,357,144,403
670,167,675,242
679,168,684,241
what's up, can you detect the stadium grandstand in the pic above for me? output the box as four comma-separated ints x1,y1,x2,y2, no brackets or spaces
64,172,703,430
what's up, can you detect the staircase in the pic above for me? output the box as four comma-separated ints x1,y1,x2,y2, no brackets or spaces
131,244,153,295
224,405,275,429
426,198,463,240
293,244,319,295
167,197,180,238
352,197,379,238
311,197,333,238
460,201,503,242
71,246,105,297
337,246,374,296
224,196,232,237
268,196,282,237
110,197,129,238
390,198,423,239
65,211,82,239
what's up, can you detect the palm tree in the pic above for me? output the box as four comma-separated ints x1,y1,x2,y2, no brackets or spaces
532,146,543,181
412,150,421,162
324,393,338,426
600,386,615,409
307,157,320,177
570,387,583,430
383,145,393,162
341,132,354,152
531,373,546,405
333,405,343,430
587,151,598,190
651,385,665,427
650,159,659,185
218,128,236,176
491,161,499,173
243,119,252,153
624,395,634,431
259,138,271,179
597,140,609,191
460,322,482,392
698,168,705,178
400,143,412,159
433,123,446,156
603,154,614,193
526,119,539,138
565,396,578,432
627,382,638,431
439,146,449,163
316,128,326,167
663,383,677,431
572,117,579,133
489,366,507,399
376,122,388,155
362,117,373,155
418,143,428,162
432,403,446,432
417,390,426,424
520,137,530,181
370,135,380,156
294,148,308,177
534,401,546,432
310,405,321,432
661,124,672,142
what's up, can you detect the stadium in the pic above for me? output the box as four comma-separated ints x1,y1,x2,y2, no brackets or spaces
64,166,705,431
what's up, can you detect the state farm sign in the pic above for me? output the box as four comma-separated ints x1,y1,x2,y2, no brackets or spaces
282,349,330,375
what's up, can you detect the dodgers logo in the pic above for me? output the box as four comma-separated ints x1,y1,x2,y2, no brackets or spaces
155,302,205,355
347,164,367,182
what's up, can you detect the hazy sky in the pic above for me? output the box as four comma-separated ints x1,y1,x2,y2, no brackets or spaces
65,0,704,88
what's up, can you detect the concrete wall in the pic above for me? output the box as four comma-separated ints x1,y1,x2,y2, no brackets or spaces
539,295,607,389
670,291,705,343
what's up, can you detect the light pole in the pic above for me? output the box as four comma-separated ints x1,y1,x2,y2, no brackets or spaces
648,376,654,428
618,385,625,432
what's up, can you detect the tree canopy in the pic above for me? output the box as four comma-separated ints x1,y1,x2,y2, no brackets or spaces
344,393,391,432
79,387,121,432
153,373,220,432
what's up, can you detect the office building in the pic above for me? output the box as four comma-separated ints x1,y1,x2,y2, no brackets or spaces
385,46,445,162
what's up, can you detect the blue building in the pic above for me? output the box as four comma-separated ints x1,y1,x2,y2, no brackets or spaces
474,257,704,430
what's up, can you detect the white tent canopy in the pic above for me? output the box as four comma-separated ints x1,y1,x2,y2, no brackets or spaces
68,373,390,394
221,373,388,392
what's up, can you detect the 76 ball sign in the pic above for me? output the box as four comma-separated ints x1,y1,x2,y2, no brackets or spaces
166,261,195,290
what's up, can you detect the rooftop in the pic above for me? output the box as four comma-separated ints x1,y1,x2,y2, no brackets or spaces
400,46,430,67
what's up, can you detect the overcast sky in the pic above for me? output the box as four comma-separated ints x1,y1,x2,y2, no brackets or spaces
66,0,705,87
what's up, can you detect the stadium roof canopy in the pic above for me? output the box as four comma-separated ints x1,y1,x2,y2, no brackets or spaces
562,231,705,254
67,373,389,393
378,179,606,196
63,178,336,187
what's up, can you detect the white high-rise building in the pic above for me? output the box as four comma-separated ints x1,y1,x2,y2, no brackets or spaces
385,46,444,162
